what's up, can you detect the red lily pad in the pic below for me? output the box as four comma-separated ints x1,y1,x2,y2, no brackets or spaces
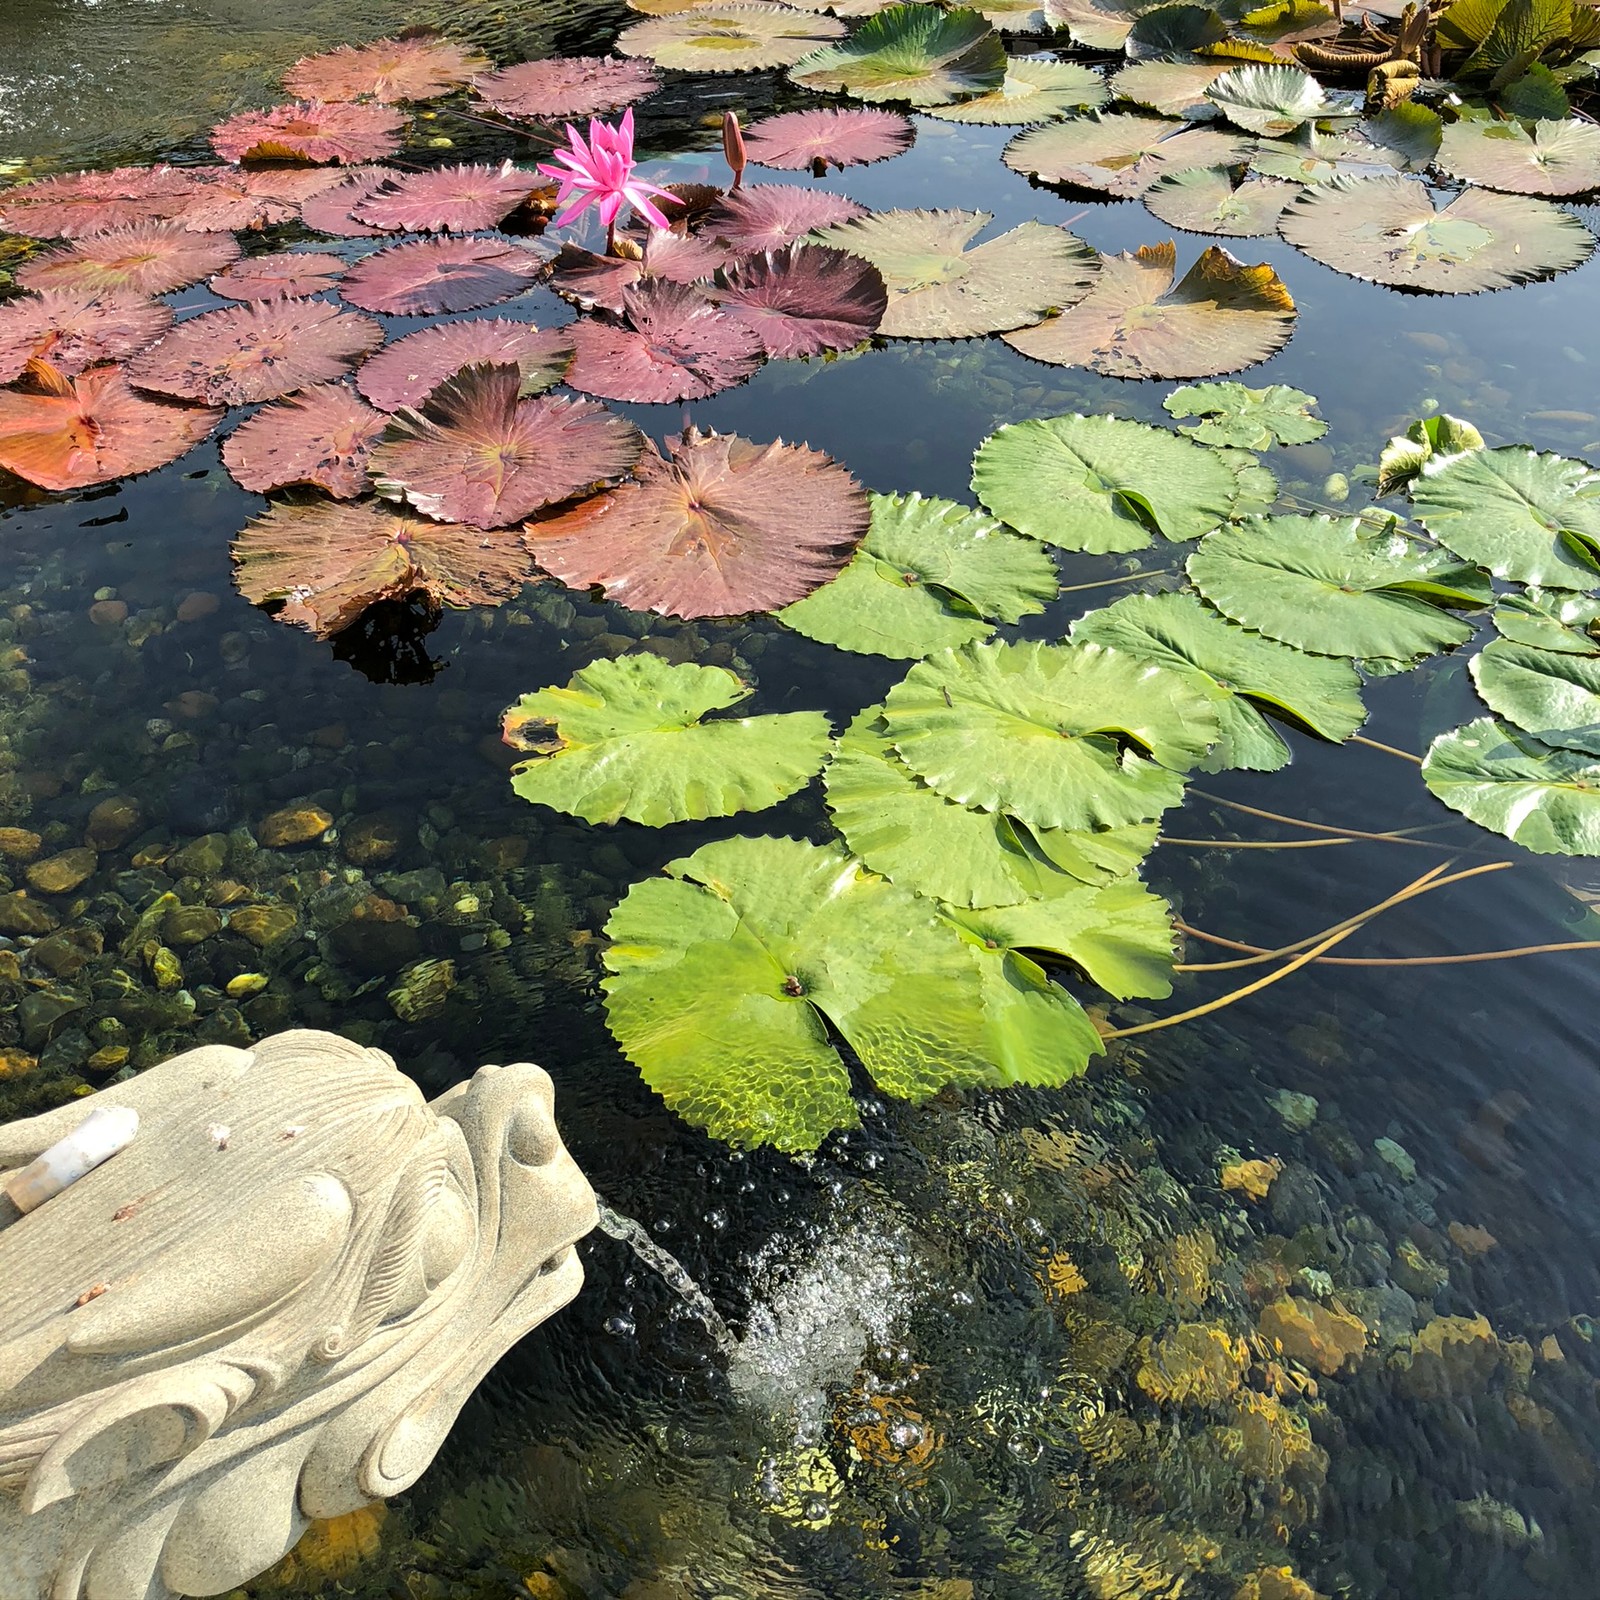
210,101,407,165
350,162,538,233
743,108,914,172
128,298,384,406
175,165,349,232
221,382,386,497
284,32,489,104
370,362,645,528
548,243,646,313
701,184,868,253
0,165,200,239
525,427,867,618
210,251,347,301
564,280,765,403
298,166,401,237
712,243,886,358
233,499,537,637
16,222,241,296
355,318,575,410
339,236,548,315
472,56,662,120
0,291,173,383
0,362,222,490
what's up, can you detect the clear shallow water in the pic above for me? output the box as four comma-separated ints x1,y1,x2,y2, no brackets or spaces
4,5,1600,1599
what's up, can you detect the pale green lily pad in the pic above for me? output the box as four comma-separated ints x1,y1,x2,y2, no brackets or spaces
880,639,1223,830
924,57,1108,123
1249,127,1399,182
1375,412,1485,497
1109,59,1227,119
1422,716,1600,855
1204,63,1340,136
1186,513,1488,660
1224,447,1280,514
602,834,993,1151
1070,590,1366,771
1407,445,1600,588
503,654,830,825
972,410,1241,553
825,708,1159,906
1045,0,1158,49
778,490,1057,656
619,2,847,70
1002,112,1251,198
1142,167,1299,238
1470,638,1600,753
810,208,1098,338
1278,173,1595,293
789,3,1006,104
1163,380,1326,449
1493,589,1600,654
1436,116,1600,198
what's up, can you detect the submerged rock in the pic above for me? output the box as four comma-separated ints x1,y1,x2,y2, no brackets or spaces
228,905,297,949
26,848,96,895
1393,1314,1502,1399
163,905,223,946
1267,1090,1318,1132
257,806,334,848
0,826,42,862
1136,1322,1248,1405
84,795,142,851
167,833,229,878
1258,1297,1367,1376
0,892,58,935
1221,1156,1282,1202
387,957,455,1022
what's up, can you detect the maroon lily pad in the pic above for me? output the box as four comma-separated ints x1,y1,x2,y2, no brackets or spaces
0,361,222,490
0,291,173,383
472,56,661,121
0,165,201,239
233,499,537,638
548,243,645,314
210,251,347,301
743,108,915,173
351,162,538,233
339,236,548,315
175,166,350,232
712,244,886,358
210,101,407,165
701,184,868,253
564,280,765,403
369,362,645,528
221,382,387,498
128,298,384,406
356,318,575,411
525,426,867,619
17,222,240,297
298,166,401,237
284,32,489,104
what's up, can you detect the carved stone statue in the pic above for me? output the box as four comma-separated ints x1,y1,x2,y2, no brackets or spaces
0,1030,597,1600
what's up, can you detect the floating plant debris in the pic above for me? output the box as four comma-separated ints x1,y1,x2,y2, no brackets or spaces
220,382,387,498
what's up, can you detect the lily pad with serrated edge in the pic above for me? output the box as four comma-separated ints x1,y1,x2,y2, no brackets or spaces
1436,116,1600,198
1143,167,1298,238
789,4,1006,105
1070,590,1366,771
879,638,1223,831
972,410,1242,553
1422,717,1600,855
1046,0,1163,49
1186,513,1488,660
1003,242,1295,380
1493,589,1600,654
1162,380,1325,448
1002,112,1251,198
1407,445,1600,589
1470,638,1600,754
811,208,1098,338
1109,60,1227,119
1204,63,1340,136
778,491,1057,656
619,3,846,71
601,834,994,1152
824,708,1158,907
1277,173,1594,293
924,58,1109,124
501,654,831,825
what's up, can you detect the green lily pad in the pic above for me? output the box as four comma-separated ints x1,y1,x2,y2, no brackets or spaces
602,834,992,1151
1046,0,1161,49
619,2,847,70
1492,588,1600,654
924,57,1109,123
1436,116,1600,197
1375,412,1485,497
972,410,1242,552
1204,63,1341,136
880,639,1223,830
1162,380,1326,449
1125,2,1231,56
824,708,1159,907
1249,126,1399,182
1471,637,1600,753
1362,103,1443,169
789,4,1007,104
502,654,831,825
1499,63,1570,120
1407,445,1600,588
1186,513,1488,660
1422,716,1600,855
1002,111,1251,198
1002,241,1296,380
1070,590,1366,771
778,490,1057,657
810,208,1099,338
1278,173,1595,293
1142,167,1299,238
1109,59,1227,119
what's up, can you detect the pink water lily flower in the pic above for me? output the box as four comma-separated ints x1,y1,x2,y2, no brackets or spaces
537,108,676,246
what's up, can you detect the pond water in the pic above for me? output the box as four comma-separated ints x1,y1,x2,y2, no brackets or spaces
4,2,1600,1599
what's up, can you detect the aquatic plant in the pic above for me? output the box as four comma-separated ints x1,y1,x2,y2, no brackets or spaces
536,108,678,247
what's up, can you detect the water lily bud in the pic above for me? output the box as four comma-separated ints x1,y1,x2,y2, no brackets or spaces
1322,471,1350,504
722,110,747,190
